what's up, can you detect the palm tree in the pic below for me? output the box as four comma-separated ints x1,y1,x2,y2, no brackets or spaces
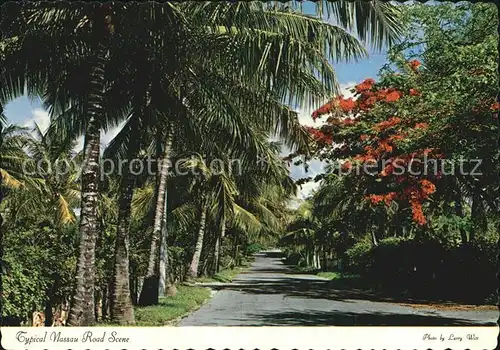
24,123,80,225
0,124,29,191
0,107,6,294
1,0,403,322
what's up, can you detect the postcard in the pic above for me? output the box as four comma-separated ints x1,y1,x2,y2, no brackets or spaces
0,1,497,349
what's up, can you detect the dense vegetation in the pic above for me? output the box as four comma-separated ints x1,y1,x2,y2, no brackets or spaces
281,3,498,305
0,1,401,326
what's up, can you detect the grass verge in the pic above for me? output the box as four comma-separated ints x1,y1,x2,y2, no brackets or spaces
195,265,248,283
98,285,211,326
317,271,361,280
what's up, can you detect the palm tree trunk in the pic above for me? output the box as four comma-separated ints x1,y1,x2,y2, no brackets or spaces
213,217,226,275
321,246,327,272
139,129,172,305
67,111,101,326
110,170,135,324
189,197,208,278
454,188,468,245
231,238,240,267
67,45,116,322
371,230,378,246
159,181,177,297
471,185,487,243
67,7,113,324
0,108,4,319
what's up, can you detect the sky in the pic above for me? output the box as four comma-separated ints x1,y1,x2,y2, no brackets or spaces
289,50,387,204
3,4,390,204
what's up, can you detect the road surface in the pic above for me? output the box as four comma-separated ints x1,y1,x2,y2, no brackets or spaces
178,250,498,326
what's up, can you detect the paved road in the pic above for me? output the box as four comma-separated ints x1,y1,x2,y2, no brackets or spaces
178,251,498,326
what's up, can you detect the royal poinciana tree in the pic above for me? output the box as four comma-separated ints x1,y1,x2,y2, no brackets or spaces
277,3,498,305
295,2,498,238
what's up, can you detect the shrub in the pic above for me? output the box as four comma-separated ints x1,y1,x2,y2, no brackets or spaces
345,232,498,303
345,240,373,273
245,243,265,256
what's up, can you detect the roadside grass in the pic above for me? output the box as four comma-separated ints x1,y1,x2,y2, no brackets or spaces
317,271,361,280
97,285,211,326
316,270,371,290
195,265,249,283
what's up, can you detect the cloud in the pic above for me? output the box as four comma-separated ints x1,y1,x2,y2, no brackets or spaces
287,82,357,203
21,108,126,154
23,109,50,133
288,158,326,200
295,81,357,127
339,81,357,99
72,125,125,153
296,180,321,200
101,122,125,148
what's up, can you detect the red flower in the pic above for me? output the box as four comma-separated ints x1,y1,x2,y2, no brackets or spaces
368,194,385,205
339,97,356,112
409,88,421,96
388,134,405,142
419,179,436,197
374,117,402,131
359,96,377,111
385,90,402,102
380,163,394,176
383,192,397,206
378,140,393,153
343,117,355,126
409,59,421,71
359,134,370,141
490,102,500,111
312,101,333,120
341,161,352,170
410,201,426,225
355,78,375,93
414,122,429,130
305,126,333,145
376,89,389,99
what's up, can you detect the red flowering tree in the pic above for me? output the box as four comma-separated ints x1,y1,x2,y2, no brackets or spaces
282,2,498,305
299,14,498,231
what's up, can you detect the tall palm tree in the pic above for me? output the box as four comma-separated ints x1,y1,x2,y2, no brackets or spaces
24,123,80,225
69,5,119,325
1,0,403,323
0,107,6,296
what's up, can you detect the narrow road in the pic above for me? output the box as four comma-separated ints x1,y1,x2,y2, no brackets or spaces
178,251,498,326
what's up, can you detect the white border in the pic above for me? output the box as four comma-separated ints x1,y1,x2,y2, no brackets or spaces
1,326,498,350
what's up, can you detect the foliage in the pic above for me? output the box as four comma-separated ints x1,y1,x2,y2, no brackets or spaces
280,3,498,305
132,286,210,326
1,220,77,324
317,271,360,280
195,266,247,283
302,2,497,228
245,243,266,256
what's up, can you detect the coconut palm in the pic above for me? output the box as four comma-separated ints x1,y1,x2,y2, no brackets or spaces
1,0,402,323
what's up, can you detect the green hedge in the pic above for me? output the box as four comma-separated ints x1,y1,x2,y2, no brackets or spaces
345,235,498,303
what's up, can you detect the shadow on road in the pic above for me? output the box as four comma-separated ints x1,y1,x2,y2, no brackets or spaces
183,250,497,326
232,251,494,308
202,277,388,303
245,310,494,326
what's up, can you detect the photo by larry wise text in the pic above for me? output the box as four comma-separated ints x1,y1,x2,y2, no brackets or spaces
16,330,130,345
422,333,480,342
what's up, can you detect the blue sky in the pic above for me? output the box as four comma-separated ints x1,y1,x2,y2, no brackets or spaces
288,50,388,202
4,53,388,124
